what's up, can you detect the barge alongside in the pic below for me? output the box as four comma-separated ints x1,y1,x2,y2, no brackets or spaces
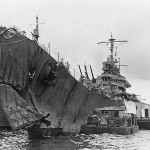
80,106,139,135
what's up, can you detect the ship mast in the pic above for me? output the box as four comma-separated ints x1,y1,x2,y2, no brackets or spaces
97,33,127,62
31,14,45,41
35,14,39,41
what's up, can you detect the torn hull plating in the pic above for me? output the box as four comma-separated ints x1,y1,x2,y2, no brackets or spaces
0,27,123,133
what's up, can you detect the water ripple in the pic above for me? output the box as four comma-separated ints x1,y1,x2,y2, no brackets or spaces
0,130,150,150
0,130,28,150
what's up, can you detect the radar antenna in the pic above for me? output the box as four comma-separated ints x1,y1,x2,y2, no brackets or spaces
97,33,127,62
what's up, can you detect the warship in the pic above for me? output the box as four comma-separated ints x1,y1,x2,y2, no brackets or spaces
79,33,150,131
79,34,140,135
0,16,149,133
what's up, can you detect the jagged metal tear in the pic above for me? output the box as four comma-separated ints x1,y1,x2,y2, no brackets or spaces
0,84,43,131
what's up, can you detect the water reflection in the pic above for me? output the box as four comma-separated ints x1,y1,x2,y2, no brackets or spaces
1,130,150,150
26,136,78,150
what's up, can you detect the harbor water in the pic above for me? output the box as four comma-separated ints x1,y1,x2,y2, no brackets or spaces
0,130,150,150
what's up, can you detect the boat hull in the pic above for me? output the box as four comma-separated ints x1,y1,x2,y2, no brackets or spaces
0,99,10,128
137,119,150,130
80,124,139,135
27,126,63,139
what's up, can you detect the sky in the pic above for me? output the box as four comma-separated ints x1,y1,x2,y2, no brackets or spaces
1,0,150,103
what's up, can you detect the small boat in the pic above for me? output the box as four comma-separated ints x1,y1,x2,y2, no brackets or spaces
80,106,139,135
27,123,63,139
137,118,150,130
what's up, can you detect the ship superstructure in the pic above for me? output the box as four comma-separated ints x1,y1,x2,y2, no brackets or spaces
96,34,131,98
80,34,131,99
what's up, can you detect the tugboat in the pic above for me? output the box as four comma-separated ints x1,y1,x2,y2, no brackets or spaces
80,34,139,135
80,106,138,135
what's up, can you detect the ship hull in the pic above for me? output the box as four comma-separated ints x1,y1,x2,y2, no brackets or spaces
0,105,9,128
0,74,122,133
137,119,150,130
80,124,139,135
30,54,124,133
0,27,123,133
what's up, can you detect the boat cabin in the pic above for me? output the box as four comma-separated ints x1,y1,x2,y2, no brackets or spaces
80,105,139,135
94,106,134,127
87,115,101,126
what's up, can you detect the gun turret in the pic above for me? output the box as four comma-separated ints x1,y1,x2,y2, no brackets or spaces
78,65,83,76
84,65,89,79
90,65,96,83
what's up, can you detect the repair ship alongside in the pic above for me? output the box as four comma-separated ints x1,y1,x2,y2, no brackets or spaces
0,16,149,133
